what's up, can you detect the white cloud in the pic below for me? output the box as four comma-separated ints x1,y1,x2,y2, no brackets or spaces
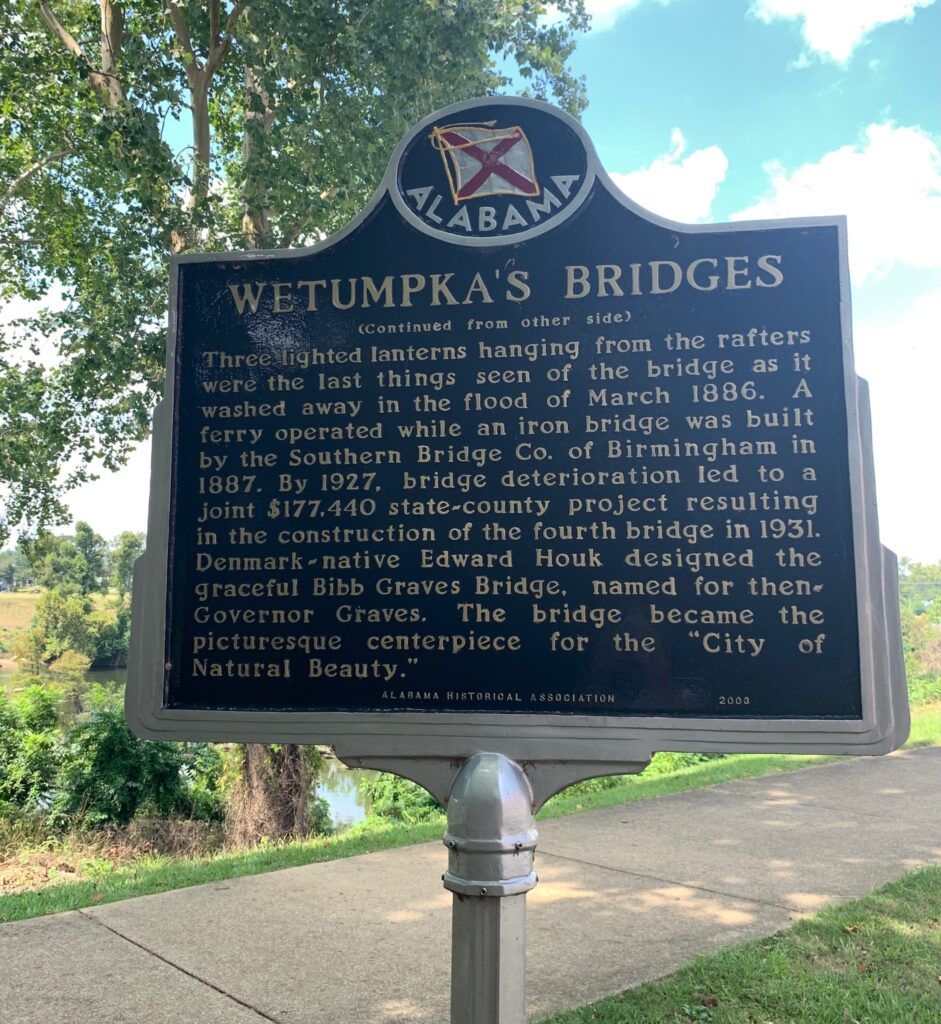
609,129,729,223
732,123,941,285
853,287,941,561
751,0,936,63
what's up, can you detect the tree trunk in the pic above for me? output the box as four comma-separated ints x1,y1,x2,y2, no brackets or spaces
98,0,125,107
190,76,212,209
227,57,310,847
227,743,310,846
39,0,124,108
241,64,274,246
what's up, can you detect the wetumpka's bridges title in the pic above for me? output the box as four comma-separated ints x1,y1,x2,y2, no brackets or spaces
223,253,788,317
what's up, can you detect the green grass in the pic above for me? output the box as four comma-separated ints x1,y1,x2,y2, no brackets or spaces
539,702,941,820
1,702,938,926
535,866,941,1024
0,817,444,923
0,588,114,638
538,752,840,819
906,701,941,746
0,591,41,636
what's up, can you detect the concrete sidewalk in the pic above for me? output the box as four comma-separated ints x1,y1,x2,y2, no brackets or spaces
3,747,940,1024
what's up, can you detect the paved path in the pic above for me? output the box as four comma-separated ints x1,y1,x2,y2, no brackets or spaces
3,746,940,1023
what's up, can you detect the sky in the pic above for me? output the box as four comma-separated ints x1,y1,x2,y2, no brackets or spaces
59,0,941,561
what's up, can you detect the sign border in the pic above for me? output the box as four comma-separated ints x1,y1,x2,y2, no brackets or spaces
127,96,909,763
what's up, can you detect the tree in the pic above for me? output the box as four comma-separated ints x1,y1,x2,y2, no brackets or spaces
52,685,225,826
30,586,99,661
74,521,108,593
0,0,588,540
0,545,29,588
22,533,83,592
1,0,589,840
7,627,47,674
0,684,61,811
898,560,941,704
898,559,941,620
109,530,145,598
20,522,107,594
0,0,589,840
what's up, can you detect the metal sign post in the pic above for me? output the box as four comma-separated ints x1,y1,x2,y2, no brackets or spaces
444,753,537,1024
338,749,652,1021
127,95,909,1020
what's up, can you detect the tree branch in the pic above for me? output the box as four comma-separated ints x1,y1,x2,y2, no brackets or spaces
0,237,46,246
37,2,85,60
241,64,273,247
209,0,220,50
280,224,301,249
165,0,202,78
205,1,246,78
0,147,75,221
99,1,125,104
224,1,247,38
39,1,124,106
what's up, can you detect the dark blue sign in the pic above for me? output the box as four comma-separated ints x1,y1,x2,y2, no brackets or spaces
162,98,863,721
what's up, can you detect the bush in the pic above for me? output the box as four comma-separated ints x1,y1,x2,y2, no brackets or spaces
555,773,626,798
48,650,93,682
908,672,941,707
51,686,224,827
643,751,725,776
0,682,227,832
90,603,132,667
0,685,62,811
361,772,442,824
12,684,60,732
309,793,333,836
552,752,729,803
177,743,226,822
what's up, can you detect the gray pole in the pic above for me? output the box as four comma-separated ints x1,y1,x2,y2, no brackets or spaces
443,752,538,1024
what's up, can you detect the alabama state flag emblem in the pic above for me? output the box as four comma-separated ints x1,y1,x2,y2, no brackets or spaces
430,122,540,204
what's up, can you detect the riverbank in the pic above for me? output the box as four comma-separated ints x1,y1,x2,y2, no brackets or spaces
3,701,938,923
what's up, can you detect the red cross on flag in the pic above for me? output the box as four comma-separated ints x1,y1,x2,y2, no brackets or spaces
430,122,540,204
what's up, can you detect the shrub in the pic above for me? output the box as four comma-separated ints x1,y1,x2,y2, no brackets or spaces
0,685,62,811
90,603,132,667
48,650,93,681
13,684,60,732
555,773,626,798
643,751,725,776
176,743,226,822
554,752,727,801
908,672,941,707
308,793,333,836
51,686,223,827
361,772,442,824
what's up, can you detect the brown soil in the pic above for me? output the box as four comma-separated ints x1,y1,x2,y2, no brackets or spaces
0,819,226,894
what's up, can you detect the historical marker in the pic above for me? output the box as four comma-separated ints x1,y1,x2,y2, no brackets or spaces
127,94,909,1024
128,96,908,770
